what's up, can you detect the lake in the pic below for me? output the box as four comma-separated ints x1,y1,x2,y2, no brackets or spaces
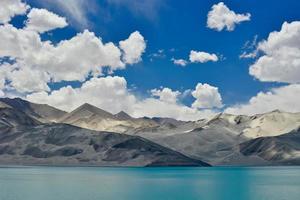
0,166,299,200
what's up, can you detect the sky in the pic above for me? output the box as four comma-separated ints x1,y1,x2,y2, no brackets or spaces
1,0,300,120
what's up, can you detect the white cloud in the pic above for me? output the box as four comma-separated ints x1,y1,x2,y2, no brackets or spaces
133,98,215,121
26,76,216,121
0,0,29,24
207,2,251,31
27,76,136,113
36,0,98,28
25,8,68,33
0,3,220,120
225,84,300,115
119,31,146,64
189,50,218,63
0,24,42,58
0,25,53,93
8,65,51,93
231,22,300,115
0,24,123,84
0,62,50,93
192,83,223,109
151,88,181,104
172,58,188,67
239,51,257,59
0,18,146,93
250,21,300,83
172,51,219,66
0,62,12,90
45,30,124,82
240,35,258,59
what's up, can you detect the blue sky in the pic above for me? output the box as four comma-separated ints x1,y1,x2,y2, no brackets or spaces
28,0,296,103
1,0,300,119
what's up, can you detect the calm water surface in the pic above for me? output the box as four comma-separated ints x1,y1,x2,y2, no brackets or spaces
0,166,299,200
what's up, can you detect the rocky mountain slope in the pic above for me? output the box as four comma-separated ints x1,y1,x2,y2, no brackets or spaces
58,103,158,133
0,98,66,123
0,123,209,167
239,128,300,165
239,110,300,138
0,101,209,167
1,97,300,166
129,112,300,165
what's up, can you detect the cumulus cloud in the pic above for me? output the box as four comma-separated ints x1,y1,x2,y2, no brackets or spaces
0,62,50,93
0,0,29,24
133,98,215,121
119,31,146,64
192,83,223,109
189,50,218,63
250,21,300,83
45,30,125,81
151,88,181,104
0,2,220,120
230,22,300,115
27,76,136,113
0,24,41,58
8,66,51,93
0,25,53,93
0,24,125,90
171,58,188,67
25,8,68,33
172,51,218,66
207,2,250,31
35,0,98,28
27,76,216,121
0,62,12,90
0,10,145,93
225,84,300,115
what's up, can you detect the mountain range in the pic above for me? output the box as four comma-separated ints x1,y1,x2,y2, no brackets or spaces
0,97,299,166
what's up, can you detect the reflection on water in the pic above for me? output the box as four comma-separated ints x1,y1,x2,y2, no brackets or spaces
0,166,299,200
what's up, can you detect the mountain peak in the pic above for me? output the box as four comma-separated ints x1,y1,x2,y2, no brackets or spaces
114,111,132,120
77,103,99,111
66,103,115,119
0,97,30,110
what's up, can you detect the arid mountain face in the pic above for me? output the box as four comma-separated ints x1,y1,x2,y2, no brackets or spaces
0,98,66,123
0,99,208,167
58,103,158,133
0,98,300,166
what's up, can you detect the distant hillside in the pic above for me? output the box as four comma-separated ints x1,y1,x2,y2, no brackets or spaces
0,99,209,167
1,97,300,166
58,103,158,133
0,98,66,123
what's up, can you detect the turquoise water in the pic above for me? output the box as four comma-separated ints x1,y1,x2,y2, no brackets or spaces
0,167,299,200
